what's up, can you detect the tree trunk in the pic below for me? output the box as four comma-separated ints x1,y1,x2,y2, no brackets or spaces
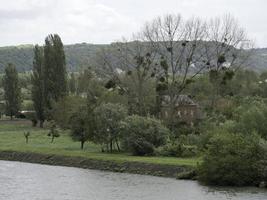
115,139,120,152
26,137,28,144
81,140,85,149
40,120,44,128
51,136,54,143
110,140,113,153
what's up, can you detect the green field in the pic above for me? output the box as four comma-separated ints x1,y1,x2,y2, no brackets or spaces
0,120,200,167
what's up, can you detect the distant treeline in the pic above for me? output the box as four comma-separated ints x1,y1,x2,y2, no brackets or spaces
0,43,267,73
0,43,106,72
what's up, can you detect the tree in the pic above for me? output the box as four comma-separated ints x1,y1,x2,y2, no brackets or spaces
94,103,127,152
69,68,106,150
120,115,169,155
3,63,21,119
204,15,252,107
142,14,251,129
43,34,67,111
52,95,86,129
198,132,267,186
77,67,94,95
31,45,45,127
97,40,157,116
69,106,91,149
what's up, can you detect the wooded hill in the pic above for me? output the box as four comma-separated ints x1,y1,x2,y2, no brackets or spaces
0,43,266,72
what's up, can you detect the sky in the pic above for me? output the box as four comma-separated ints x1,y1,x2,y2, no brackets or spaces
0,0,266,47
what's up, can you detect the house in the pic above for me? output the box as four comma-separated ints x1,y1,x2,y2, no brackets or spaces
160,95,201,125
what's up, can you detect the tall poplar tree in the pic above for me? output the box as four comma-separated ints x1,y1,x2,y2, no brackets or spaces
43,34,67,110
31,45,45,127
3,63,21,119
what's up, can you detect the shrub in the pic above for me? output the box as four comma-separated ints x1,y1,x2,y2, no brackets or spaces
198,131,267,186
181,145,198,157
156,142,182,157
120,115,169,156
156,142,199,158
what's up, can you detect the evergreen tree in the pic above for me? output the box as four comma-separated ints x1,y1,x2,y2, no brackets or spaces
3,63,21,119
44,34,67,110
31,45,45,127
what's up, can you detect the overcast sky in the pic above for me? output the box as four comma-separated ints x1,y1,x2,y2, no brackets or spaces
0,0,266,47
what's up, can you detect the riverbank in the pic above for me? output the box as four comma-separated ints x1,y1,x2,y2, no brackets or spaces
0,120,197,179
0,150,195,178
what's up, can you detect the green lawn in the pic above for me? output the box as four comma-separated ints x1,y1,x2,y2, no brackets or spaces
0,120,200,167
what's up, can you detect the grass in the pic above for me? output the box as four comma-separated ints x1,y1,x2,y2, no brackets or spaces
0,119,200,167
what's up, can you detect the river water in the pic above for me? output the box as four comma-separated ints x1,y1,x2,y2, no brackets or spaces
0,160,266,200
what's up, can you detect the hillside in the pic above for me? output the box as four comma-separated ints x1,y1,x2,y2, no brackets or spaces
0,43,267,72
249,48,267,72
0,43,106,72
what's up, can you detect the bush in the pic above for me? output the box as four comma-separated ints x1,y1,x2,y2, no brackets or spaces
235,103,267,139
156,143,199,158
198,131,267,186
156,142,182,157
120,115,169,156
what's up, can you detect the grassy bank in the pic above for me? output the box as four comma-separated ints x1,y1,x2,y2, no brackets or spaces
0,120,200,172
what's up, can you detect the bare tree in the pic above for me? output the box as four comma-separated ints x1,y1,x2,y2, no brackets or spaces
96,39,157,116
142,14,208,128
203,14,252,107
95,13,251,129
141,14,251,129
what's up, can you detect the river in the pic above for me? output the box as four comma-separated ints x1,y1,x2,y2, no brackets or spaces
0,160,266,200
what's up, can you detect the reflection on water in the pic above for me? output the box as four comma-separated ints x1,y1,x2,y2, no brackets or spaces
0,160,266,200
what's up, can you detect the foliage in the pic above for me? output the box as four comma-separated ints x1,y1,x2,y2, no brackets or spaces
121,73,157,116
3,63,21,119
77,67,94,94
31,45,46,127
157,133,201,157
94,103,127,152
69,106,91,149
43,34,68,110
233,99,267,139
52,95,86,129
120,115,169,155
0,120,198,166
198,132,267,186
